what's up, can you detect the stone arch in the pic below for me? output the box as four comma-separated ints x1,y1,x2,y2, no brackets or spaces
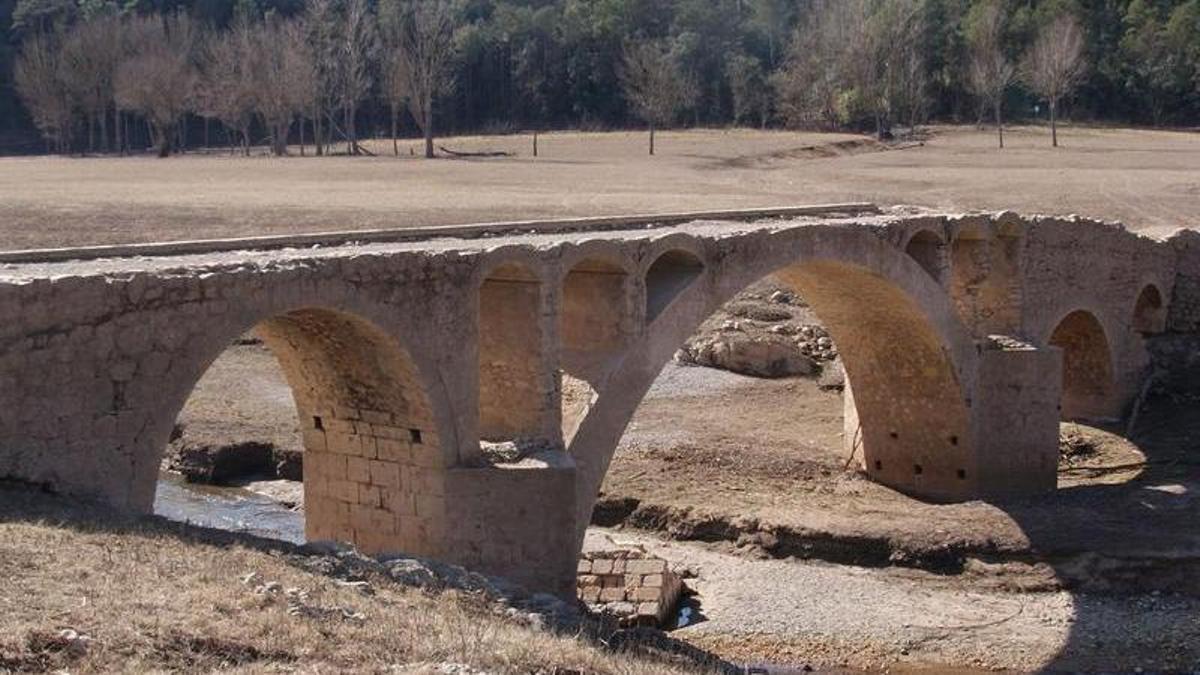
159,306,449,559
948,221,1022,335
1133,284,1167,335
1048,309,1117,420
560,255,632,443
645,248,705,322
904,229,946,282
566,227,980,540
477,260,548,443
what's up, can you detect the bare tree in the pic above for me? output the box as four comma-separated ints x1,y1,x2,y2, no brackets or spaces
380,40,410,156
332,0,376,155
115,13,199,157
302,0,339,156
253,18,315,156
396,0,460,159
60,15,123,153
620,39,695,156
966,0,1015,148
281,20,319,156
196,19,256,155
14,30,73,153
1023,13,1086,147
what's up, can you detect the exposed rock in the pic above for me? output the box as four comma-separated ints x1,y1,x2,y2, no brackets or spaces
167,439,275,484
681,334,817,379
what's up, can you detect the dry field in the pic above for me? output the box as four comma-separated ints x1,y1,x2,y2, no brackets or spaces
0,482,703,674
0,125,1196,250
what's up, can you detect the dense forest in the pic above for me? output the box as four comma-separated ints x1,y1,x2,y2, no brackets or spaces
0,0,1197,155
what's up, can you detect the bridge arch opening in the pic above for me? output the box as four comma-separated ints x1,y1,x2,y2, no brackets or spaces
1133,284,1167,335
560,257,631,443
772,261,974,498
904,230,946,282
478,262,547,443
949,225,1021,334
645,249,704,322
591,251,977,510
1049,310,1116,421
162,307,446,558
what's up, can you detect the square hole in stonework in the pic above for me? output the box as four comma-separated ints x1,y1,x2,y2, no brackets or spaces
874,460,883,471
409,428,423,444
957,469,967,480
913,464,924,475
313,416,324,431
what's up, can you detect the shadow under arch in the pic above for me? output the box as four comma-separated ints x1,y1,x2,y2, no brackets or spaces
566,227,981,539
1133,283,1167,335
1048,309,1118,421
150,305,452,559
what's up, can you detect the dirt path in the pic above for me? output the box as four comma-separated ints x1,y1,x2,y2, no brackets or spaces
584,528,1200,672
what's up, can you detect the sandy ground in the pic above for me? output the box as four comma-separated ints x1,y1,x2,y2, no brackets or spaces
584,528,1200,673
1,125,1197,250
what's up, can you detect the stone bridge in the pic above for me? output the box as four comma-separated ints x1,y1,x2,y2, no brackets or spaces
0,205,1193,596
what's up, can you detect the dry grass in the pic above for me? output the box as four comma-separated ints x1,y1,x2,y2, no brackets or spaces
0,125,1196,250
0,483,703,674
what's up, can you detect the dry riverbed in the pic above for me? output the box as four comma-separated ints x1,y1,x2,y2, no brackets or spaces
162,304,1200,670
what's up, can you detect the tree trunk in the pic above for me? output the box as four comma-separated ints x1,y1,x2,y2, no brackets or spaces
995,99,1004,149
99,111,108,153
423,104,434,159
242,126,251,157
314,110,324,157
391,105,399,157
87,114,95,154
114,108,123,156
156,123,171,158
649,123,655,156
347,104,357,156
203,117,210,149
533,130,538,157
299,116,306,157
1050,99,1058,148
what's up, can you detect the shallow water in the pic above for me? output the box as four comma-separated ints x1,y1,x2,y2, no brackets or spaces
153,472,304,544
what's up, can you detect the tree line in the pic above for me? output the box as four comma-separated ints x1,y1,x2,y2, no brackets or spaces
1,0,1198,157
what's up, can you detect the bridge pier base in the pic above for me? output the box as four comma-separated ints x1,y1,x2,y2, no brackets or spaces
444,461,579,598
971,340,1062,498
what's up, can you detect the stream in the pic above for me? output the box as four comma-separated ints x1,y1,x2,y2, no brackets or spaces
153,472,304,543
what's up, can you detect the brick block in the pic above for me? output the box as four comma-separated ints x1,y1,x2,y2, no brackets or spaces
632,587,660,602
626,559,667,575
592,559,613,575
577,559,592,574
369,459,401,488
346,456,371,484
598,587,626,603
642,574,664,588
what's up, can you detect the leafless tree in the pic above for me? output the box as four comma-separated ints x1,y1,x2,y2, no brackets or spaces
281,20,320,156
619,39,696,155
1023,13,1086,147
380,40,410,156
196,19,256,155
966,0,1015,148
302,0,339,155
333,0,377,155
870,0,927,135
253,18,316,156
395,0,460,159
116,13,200,157
60,15,123,153
14,30,73,153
